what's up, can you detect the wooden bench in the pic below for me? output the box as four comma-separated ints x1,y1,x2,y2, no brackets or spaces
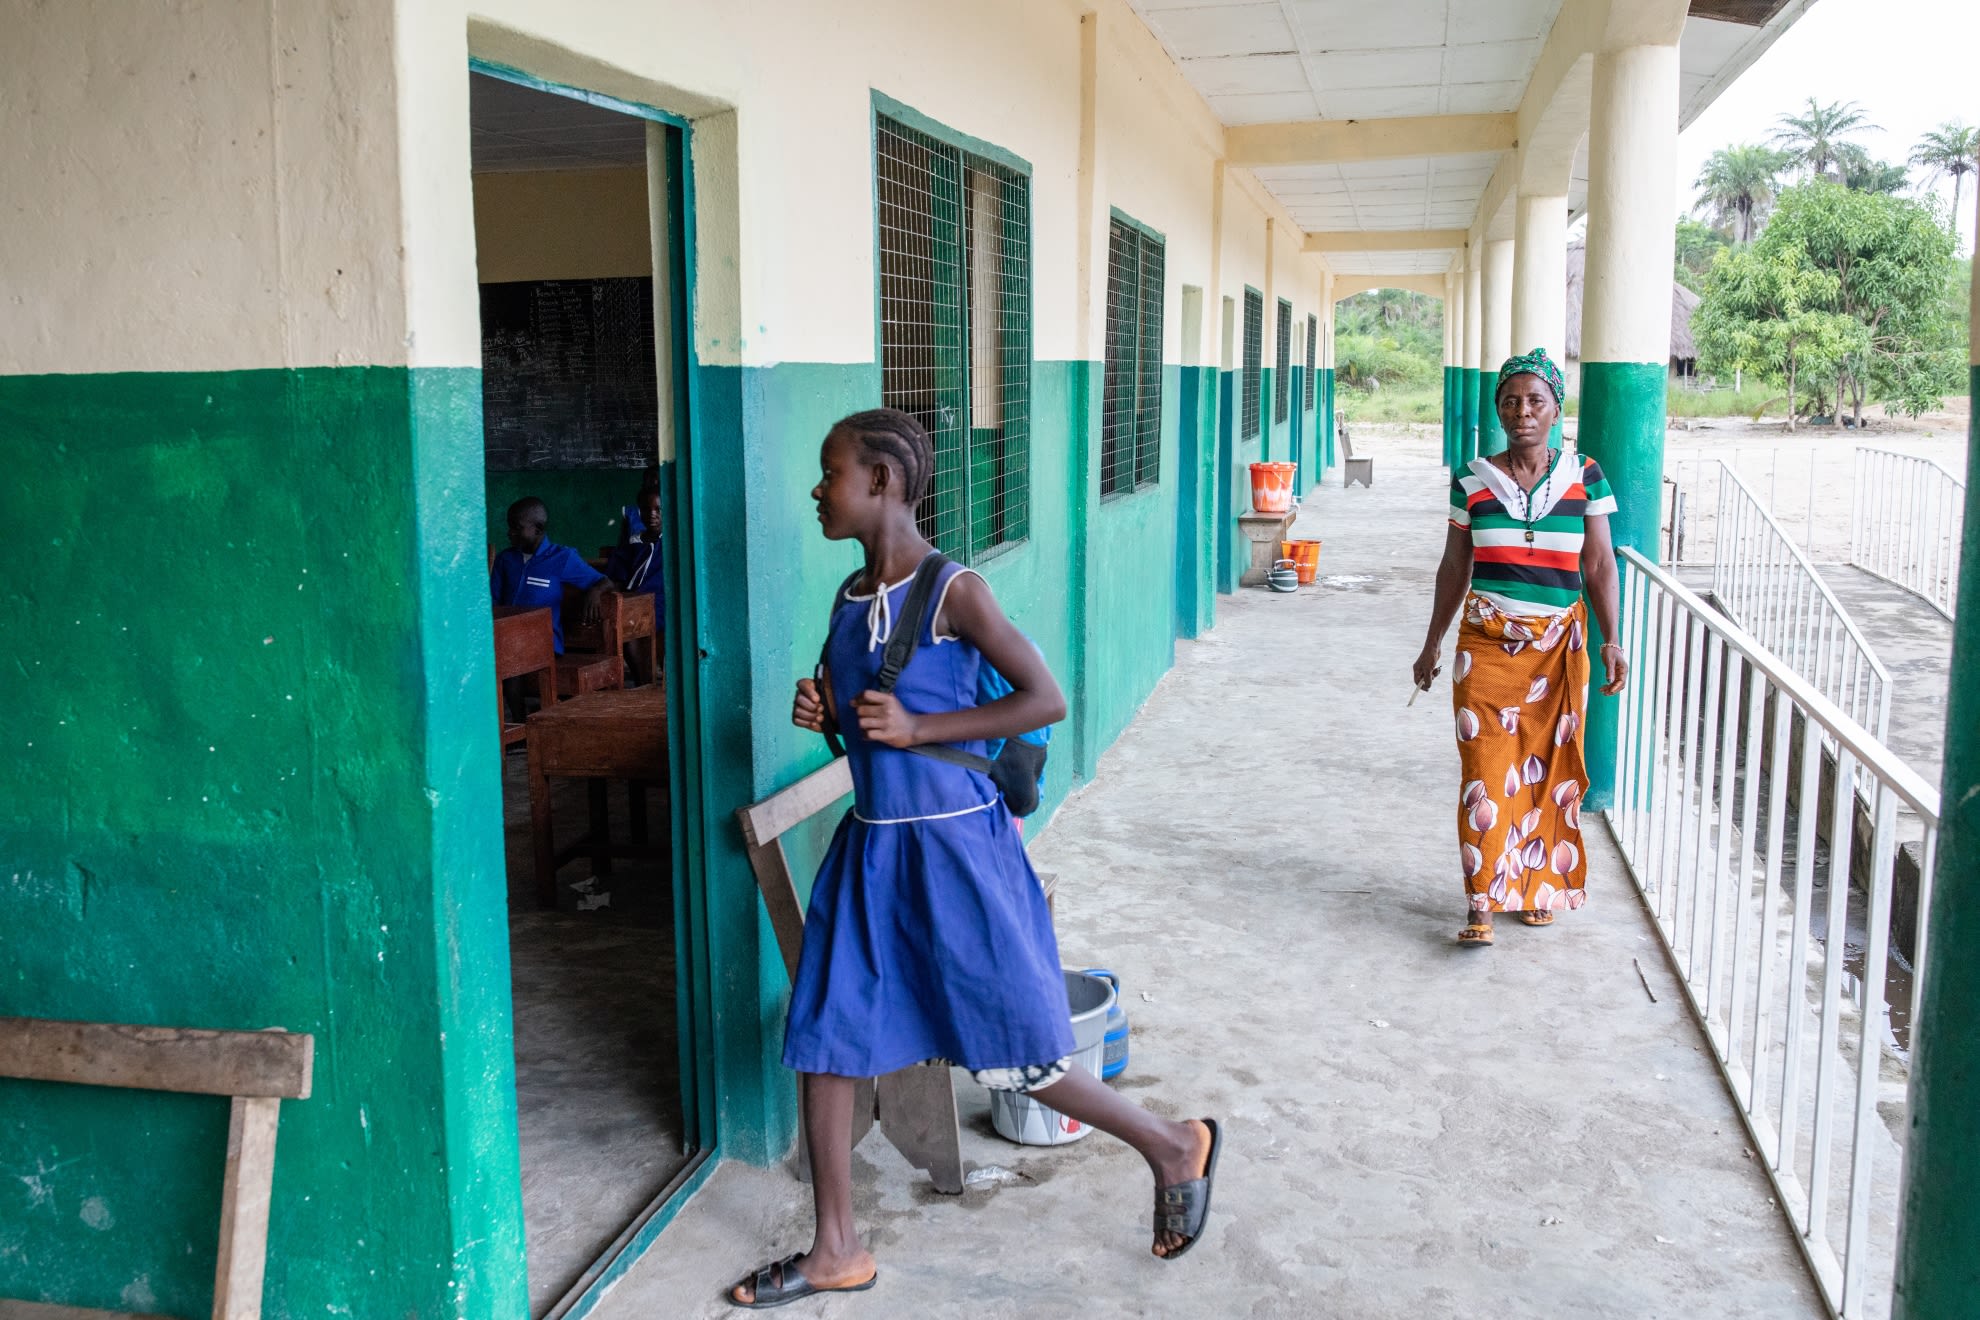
1340,421,1374,488
0,1017,314,1320
736,759,965,1195
553,587,625,698
528,685,670,908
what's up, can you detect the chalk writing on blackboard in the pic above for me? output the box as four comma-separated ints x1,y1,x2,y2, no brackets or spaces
480,278,658,471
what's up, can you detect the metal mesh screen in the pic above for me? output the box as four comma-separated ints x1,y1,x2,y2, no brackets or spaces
876,114,1030,560
1242,290,1262,439
1100,218,1165,496
1275,299,1292,424
1305,313,1318,411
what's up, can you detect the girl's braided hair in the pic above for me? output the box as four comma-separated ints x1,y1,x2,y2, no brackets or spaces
832,408,934,507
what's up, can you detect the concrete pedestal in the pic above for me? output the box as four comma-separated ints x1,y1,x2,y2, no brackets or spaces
1238,509,1296,587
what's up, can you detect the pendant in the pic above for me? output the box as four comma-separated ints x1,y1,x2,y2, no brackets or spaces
1524,529,1535,543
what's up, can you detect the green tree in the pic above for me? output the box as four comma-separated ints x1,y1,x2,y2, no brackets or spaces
1693,144,1789,242
1911,120,1979,236
1674,217,1730,292
1772,97,1877,181
1762,183,1963,423
1694,239,1861,431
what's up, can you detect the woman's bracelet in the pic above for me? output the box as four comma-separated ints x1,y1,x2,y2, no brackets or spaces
1600,642,1626,657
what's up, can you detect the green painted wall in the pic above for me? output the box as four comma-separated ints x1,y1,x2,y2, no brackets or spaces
1477,369,1506,456
1574,360,1666,810
483,468,640,554
1172,365,1218,639
0,367,526,1319
1894,362,1980,1319
1461,366,1481,463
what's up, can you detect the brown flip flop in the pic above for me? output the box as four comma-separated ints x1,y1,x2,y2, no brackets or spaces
1457,922,1495,947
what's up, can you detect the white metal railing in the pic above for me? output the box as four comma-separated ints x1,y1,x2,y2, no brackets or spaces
1850,447,1965,620
1713,463,1893,744
1610,548,1941,1320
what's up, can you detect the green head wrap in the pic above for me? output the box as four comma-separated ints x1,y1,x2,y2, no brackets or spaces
1496,347,1565,405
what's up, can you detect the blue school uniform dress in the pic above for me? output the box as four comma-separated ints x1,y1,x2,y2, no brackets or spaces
489,541,604,653
782,561,1075,1078
605,539,664,615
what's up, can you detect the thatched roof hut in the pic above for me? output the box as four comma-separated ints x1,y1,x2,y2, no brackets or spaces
1564,240,1699,367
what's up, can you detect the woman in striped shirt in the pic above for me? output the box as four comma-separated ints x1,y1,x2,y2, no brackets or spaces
1411,348,1629,947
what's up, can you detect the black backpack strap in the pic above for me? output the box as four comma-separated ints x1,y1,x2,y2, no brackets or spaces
819,568,865,759
874,552,950,694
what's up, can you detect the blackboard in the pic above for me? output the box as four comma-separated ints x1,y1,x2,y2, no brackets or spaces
480,278,659,471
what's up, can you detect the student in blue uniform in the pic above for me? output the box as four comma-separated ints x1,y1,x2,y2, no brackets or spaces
489,496,608,653
727,409,1222,1310
605,486,664,684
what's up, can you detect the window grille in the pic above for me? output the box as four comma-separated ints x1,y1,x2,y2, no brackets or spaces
1241,289,1262,440
1101,217,1165,496
1305,313,1318,411
877,114,1031,560
1275,299,1292,425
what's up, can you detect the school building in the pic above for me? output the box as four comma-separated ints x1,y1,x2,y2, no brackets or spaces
10,0,1976,1317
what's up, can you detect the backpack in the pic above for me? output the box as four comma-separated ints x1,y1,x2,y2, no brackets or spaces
820,552,1052,817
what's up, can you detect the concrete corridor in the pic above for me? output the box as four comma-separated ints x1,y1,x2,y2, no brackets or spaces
594,445,1825,1319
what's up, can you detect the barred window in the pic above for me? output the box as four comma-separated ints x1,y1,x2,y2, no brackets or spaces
1305,313,1318,411
1275,299,1292,425
1101,216,1164,496
877,114,1031,561
1241,289,1262,440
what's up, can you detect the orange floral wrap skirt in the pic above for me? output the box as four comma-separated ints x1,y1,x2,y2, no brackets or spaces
1451,593,1591,913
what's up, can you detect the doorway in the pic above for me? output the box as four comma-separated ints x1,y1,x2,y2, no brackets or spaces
469,67,700,1317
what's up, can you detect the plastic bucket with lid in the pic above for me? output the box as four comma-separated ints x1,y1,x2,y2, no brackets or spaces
989,970,1116,1146
1249,461,1296,514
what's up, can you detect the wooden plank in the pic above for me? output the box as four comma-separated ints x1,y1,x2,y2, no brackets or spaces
211,1096,281,1320
876,1065,964,1195
739,836,807,983
0,1302,171,1320
737,759,853,850
0,1020,312,1099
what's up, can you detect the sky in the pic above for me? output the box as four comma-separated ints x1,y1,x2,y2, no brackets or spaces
1676,0,1980,248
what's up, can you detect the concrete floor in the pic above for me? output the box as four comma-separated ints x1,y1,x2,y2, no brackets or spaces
589,441,1825,1319
1817,564,1953,792
501,752,689,1314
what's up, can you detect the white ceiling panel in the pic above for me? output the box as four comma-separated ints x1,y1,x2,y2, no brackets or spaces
1138,3,1296,59
1180,52,1311,95
1209,91,1322,124
1453,39,1543,84
1313,87,1441,119
1439,80,1525,115
1289,0,1450,53
1305,48,1446,91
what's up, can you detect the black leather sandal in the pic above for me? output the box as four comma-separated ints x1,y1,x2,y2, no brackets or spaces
729,1254,877,1310
1153,1118,1223,1261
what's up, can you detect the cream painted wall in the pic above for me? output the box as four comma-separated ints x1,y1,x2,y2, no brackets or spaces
472,168,653,282
2,0,413,375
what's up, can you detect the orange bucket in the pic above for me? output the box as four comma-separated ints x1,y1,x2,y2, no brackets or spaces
1290,538,1323,584
1249,461,1296,514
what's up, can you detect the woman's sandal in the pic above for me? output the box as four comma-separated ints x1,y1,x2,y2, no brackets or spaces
1516,911,1555,927
728,1255,877,1310
1457,922,1495,947
1153,1118,1223,1261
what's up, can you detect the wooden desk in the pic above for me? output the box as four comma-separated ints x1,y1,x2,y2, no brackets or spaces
526,686,669,909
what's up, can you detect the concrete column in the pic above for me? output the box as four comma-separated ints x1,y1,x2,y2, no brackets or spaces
1577,42,1678,809
1512,191,1569,369
1321,271,1336,470
1478,238,1514,455
1462,251,1483,463
1449,271,1465,467
1895,182,1980,1320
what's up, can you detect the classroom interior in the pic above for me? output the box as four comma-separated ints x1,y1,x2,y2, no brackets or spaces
470,69,691,1315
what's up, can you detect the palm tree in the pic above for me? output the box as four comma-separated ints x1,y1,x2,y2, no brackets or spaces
1693,145,1788,243
1911,120,1979,230
1773,97,1877,181
1837,145,1910,195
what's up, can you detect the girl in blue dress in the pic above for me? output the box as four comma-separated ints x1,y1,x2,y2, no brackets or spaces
729,409,1223,1309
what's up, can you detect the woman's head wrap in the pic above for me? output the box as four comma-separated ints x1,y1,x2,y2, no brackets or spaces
1496,347,1565,405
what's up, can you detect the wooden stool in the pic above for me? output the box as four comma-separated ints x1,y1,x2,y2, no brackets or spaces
736,760,965,1195
0,1017,313,1320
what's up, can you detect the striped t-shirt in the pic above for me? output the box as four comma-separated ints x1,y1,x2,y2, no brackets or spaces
1449,450,1617,616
